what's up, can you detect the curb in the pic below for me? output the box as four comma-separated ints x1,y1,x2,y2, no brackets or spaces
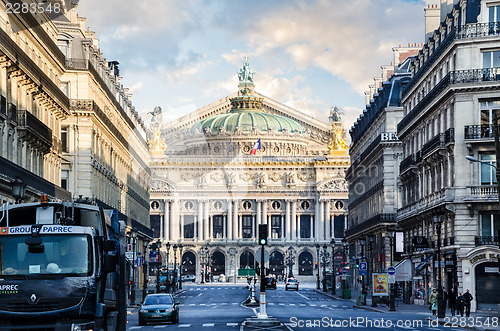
313,289,340,300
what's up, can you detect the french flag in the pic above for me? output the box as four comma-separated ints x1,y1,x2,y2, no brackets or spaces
250,138,261,155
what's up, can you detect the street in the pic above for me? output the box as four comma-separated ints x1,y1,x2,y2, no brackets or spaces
125,282,476,330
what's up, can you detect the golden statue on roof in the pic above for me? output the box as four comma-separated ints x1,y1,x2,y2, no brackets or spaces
147,106,167,155
327,106,349,155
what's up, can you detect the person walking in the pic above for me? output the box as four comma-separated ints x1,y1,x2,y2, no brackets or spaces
449,288,457,316
457,292,465,317
463,289,473,317
430,288,438,315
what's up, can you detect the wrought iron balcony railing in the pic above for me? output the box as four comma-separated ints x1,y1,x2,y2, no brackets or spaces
475,236,499,246
17,110,52,148
451,68,500,84
464,124,498,139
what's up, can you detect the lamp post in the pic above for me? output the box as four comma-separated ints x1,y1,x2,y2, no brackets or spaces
11,177,26,204
200,245,209,284
173,244,178,291
165,242,171,293
130,228,137,306
331,239,336,295
433,213,445,318
342,238,348,293
286,246,295,278
178,244,183,289
368,235,376,307
359,237,366,305
154,241,161,293
321,245,329,292
315,244,320,289
388,229,396,311
142,241,148,301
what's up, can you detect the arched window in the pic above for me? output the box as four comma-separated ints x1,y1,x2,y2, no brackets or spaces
269,251,284,277
298,251,313,275
182,252,196,275
211,251,225,276
239,251,254,269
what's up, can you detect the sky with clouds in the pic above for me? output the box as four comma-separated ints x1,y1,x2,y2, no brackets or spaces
76,0,437,132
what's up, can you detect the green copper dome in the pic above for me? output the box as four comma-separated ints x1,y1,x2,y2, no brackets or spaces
191,109,304,134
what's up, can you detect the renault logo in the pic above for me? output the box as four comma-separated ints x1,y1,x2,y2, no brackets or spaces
29,293,38,304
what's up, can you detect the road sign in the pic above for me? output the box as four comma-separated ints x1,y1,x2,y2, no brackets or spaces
135,256,143,267
387,266,396,275
255,247,270,264
125,251,134,260
342,268,348,275
388,275,396,284
359,262,367,276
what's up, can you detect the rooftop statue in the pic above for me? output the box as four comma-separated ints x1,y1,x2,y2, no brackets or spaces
149,106,163,132
238,57,254,85
147,106,166,154
329,106,343,123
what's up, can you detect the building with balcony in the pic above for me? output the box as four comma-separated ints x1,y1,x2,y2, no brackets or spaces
346,45,419,293
397,0,500,311
0,2,71,203
149,59,349,282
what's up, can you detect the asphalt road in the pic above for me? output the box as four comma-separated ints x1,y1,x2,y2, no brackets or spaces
126,282,472,330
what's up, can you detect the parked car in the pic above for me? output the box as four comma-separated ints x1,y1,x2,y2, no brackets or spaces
181,274,196,282
285,278,299,291
139,293,179,325
265,276,277,289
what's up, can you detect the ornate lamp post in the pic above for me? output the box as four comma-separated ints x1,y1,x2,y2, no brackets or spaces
173,244,178,291
433,212,445,318
388,229,396,311
342,238,348,293
130,228,137,305
11,177,26,204
165,242,171,293
178,244,183,289
142,241,149,301
368,235,377,307
331,239,336,295
359,237,366,304
154,241,161,293
286,246,295,278
315,244,320,289
321,245,330,292
200,245,209,284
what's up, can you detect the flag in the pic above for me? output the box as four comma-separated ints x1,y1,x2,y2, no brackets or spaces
226,138,233,157
250,138,261,155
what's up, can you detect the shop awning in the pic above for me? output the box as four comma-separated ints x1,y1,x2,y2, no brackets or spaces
415,254,433,271
395,259,412,281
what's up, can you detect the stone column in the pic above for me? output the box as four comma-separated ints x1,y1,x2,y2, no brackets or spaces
252,214,256,239
310,214,314,240
209,215,213,239
223,214,226,239
160,214,164,241
164,200,170,241
319,200,324,240
325,200,331,240
262,201,268,235
204,201,209,241
285,200,291,241
291,201,297,240
198,201,203,241
180,214,185,240
194,215,198,240
256,200,262,225
227,200,233,241
233,200,238,239
171,200,179,240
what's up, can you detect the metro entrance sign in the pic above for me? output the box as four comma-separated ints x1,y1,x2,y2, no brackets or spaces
359,262,367,276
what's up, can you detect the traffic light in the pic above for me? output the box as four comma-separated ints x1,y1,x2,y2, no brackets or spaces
315,262,318,269
258,224,268,245
355,258,360,268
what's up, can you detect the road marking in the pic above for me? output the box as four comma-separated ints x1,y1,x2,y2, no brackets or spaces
300,303,306,306
202,323,215,327
221,303,228,305
296,292,310,300
200,303,206,306
342,305,348,307
227,323,239,326
279,303,285,305
178,325,191,328
231,303,238,305
289,303,295,306
310,303,317,306
129,327,142,330
268,302,275,305
153,326,167,329
189,304,195,306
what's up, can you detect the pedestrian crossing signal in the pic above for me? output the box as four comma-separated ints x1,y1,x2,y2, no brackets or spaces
258,224,268,245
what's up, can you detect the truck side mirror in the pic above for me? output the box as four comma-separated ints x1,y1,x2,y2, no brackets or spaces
104,254,116,273
103,239,115,252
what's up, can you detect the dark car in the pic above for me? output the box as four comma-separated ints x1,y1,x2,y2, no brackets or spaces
285,278,299,291
265,276,277,289
139,293,179,325
181,274,196,282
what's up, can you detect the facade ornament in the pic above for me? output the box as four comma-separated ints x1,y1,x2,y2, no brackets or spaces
256,172,266,188
197,173,207,188
147,106,167,155
328,124,349,155
286,172,296,188
225,172,237,188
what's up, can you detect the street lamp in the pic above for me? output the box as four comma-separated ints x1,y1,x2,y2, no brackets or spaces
286,246,295,278
359,237,366,305
130,227,137,306
11,177,26,204
331,239,336,295
342,238,348,294
142,241,149,301
388,229,396,311
315,244,320,289
433,212,446,318
321,245,329,292
173,244,178,291
178,244,183,289
368,235,376,307
200,245,209,284
153,241,161,293
165,242,171,293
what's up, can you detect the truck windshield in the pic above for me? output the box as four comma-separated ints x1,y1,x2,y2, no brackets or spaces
0,235,92,277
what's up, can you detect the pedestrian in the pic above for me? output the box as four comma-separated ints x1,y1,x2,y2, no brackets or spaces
442,287,448,315
449,288,457,316
430,288,438,315
457,292,465,317
463,289,473,317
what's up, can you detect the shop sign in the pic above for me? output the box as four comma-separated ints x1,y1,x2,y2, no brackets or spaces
412,236,429,251
469,252,500,265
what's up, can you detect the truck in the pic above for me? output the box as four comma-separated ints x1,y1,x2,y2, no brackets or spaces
0,195,126,331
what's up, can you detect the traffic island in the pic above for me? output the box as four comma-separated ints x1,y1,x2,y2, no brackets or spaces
244,316,281,328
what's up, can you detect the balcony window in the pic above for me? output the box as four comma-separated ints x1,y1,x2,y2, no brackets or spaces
241,215,252,238
489,6,500,23
61,127,68,153
212,215,223,239
480,153,497,184
61,170,68,190
300,215,311,238
271,215,281,239
480,213,500,237
483,51,500,70
184,215,194,238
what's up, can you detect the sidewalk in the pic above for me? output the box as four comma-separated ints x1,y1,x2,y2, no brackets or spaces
315,287,500,331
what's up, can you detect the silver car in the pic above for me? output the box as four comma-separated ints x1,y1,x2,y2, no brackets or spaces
285,278,299,291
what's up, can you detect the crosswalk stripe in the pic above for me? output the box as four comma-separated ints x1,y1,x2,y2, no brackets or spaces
153,326,167,329
178,325,191,328
129,327,142,330
227,323,239,326
202,323,215,327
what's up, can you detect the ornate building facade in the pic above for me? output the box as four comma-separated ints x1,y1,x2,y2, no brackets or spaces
149,59,349,282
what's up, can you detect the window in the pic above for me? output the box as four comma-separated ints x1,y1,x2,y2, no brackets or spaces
480,153,497,185
300,215,311,238
489,6,500,23
298,251,313,276
482,51,500,80
61,127,69,153
242,215,252,238
184,215,194,239
212,215,223,239
480,213,500,237
60,82,69,96
271,215,281,239
58,40,68,57
61,170,68,190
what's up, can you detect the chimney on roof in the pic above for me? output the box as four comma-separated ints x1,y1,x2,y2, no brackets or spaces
425,3,441,42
